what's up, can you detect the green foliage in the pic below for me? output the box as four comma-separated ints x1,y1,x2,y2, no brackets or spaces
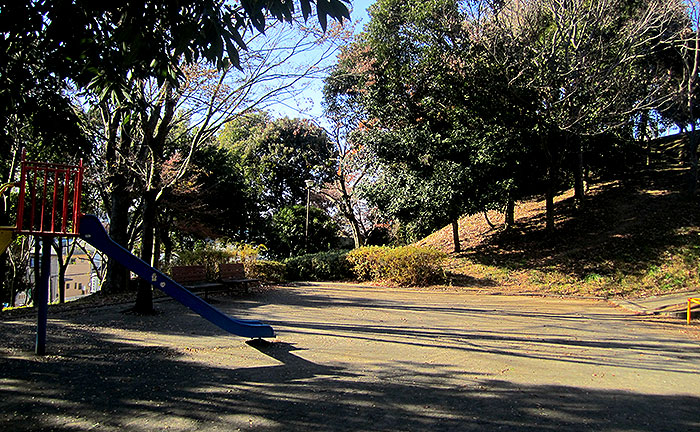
345,246,390,280
227,243,268,263
0,236,32,307
1,1,349,97
359,160,469,242
173,241,267,280
227,117,337,212
365,224,395,247
167,143,250,240
219,116,341,249
325,0,539,240
218,112,270,148
1,0,350,201
249,260,287,284
285,250,352,281
347,246,446,286
326,0,688,237
271,205,341,258
174,245,233,280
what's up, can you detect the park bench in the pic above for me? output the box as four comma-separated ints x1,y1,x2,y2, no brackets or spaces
170,265,221,300
218,262,260,294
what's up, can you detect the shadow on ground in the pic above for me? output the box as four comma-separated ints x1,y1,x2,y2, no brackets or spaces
462,170,700,280
1,285,699,431
0,324,698,432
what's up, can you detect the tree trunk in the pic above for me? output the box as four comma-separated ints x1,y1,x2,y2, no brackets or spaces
546,165,555,233
161,217,173,268
58,275,65,304
688,124,698,197
339,190,363,249
133,188,157,314
103,185,132,293
542,130,556,233
451,219,461,253
0,256,6,306
639,110,651,167
55,240,66,304
133,79,173,314
505,198,515,228
483,211,496,229
0,189,7,305
338,175,363,248
686,27,699,197
52,238,76,304
573,136,585,209
153,215,162,270
8,262,14,307
349,217,363,249
344,204,363,249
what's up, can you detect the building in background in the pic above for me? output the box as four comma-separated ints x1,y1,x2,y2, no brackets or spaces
20,239,103,306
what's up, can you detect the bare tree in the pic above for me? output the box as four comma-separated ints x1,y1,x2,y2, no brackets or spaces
4,236,31,307
76,240,107,291
664,1,700,194
51,238,77,304
317,119,372,248
90,16,353,311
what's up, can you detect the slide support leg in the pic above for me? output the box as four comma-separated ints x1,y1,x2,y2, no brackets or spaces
35,236,51,355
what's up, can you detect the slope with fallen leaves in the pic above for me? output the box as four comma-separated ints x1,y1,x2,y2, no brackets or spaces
416,134,700,298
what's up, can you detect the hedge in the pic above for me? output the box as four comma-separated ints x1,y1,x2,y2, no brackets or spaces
346,245,446,286
285,250,352,281
248,260,287,284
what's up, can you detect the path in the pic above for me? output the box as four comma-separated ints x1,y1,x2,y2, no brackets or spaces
1,283,699,431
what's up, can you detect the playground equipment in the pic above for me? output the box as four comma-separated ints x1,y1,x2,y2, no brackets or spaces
78,215,274,338
0,182,17,256
1,153,274,355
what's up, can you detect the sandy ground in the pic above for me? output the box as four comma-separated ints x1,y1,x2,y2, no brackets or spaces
1,283,699,431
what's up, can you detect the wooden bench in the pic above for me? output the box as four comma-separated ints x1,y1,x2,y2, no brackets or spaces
171,265,221,299
219,263,260,294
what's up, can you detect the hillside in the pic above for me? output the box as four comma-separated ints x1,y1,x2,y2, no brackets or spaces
417,134,700,298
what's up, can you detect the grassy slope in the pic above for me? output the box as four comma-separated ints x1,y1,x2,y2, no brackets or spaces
416,135,700,299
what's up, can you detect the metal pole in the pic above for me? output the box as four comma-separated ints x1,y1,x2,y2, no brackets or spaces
35,236,51,355
304,179,315,253
305,186,310,252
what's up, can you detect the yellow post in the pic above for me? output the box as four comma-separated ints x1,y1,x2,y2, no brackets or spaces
689,298,700,325
0,182,17,255
0,182,16,197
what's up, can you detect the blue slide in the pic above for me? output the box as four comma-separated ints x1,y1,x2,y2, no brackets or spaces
78,214,274,339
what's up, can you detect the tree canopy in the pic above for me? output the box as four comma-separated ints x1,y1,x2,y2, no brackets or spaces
325,0,696,246
0,0,351,162
0,0,351,308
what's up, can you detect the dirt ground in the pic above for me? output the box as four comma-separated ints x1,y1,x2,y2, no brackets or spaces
1,283,699,431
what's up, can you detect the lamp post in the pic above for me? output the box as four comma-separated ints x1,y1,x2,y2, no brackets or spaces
304,179,314,252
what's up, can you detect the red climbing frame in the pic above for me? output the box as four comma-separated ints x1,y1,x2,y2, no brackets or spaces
16,150,83,237
14,150,84,355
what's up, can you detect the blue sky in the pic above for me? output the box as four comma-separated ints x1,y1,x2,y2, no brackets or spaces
267,0,375,123
349,0,374,27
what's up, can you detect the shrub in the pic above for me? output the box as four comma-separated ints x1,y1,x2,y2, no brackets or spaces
285,250,352,281
228,242,267,263
175,246,233,280
249,260,287,284
345,246,390,281
347,246,446,286
175,242,267,280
